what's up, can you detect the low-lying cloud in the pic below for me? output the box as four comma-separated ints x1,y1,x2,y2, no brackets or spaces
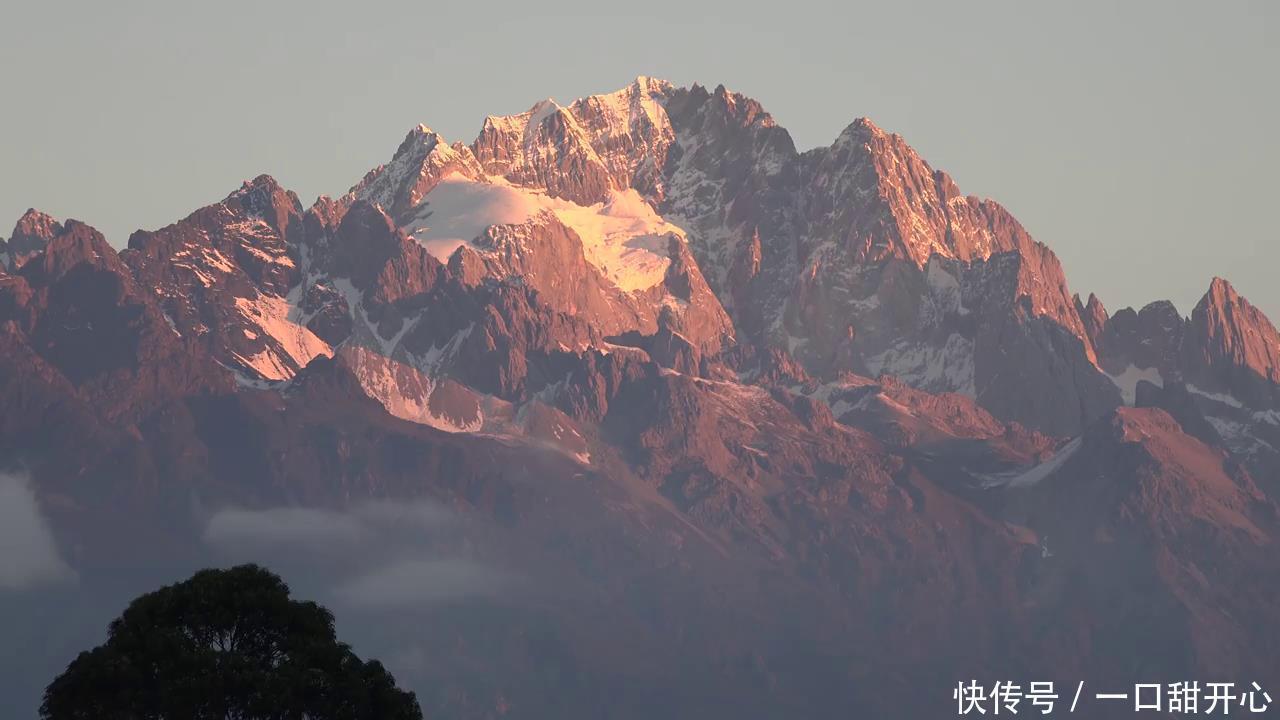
204,501,457,550
200,499,516,698
202,500,506,608
334,558,508,608
0,473,75,590
205,506,367,549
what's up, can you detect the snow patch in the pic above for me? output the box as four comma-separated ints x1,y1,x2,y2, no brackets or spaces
170,243,236,287
330,278,422,359
1254,409,1280,426
926,260,967,316
1107,365,1164,406
232,294,332,381
1205,415,1276,458
977,437,1083,489
865,334,976,397
526,98,562,132
401,175,542,260
340,345,483,434
404,175,676,292
551,188,678,292
1186,384,1246,409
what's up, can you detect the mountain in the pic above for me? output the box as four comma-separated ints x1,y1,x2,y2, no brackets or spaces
2,78,1278,719
999,406,1279,682
2,209,62,271
1080,277,1280,494
659,86,1118,436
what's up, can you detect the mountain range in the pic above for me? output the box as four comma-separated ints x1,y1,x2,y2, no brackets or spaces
3,77,1278,719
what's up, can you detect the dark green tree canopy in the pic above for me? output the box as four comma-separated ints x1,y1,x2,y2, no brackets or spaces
41,564,421,720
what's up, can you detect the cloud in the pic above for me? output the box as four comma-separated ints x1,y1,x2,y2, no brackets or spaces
204,506,366,549
333,558,507,608
0,473,75,590
352,501,455,532
202,500,506,609
202,500,457,551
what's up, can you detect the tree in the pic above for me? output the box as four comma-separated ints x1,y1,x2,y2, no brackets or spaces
40,564,422,720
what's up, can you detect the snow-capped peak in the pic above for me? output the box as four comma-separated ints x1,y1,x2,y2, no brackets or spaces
347,124,483,217
832,117,887,148
527,98,563,128
631,75,673,92
468,78,678,206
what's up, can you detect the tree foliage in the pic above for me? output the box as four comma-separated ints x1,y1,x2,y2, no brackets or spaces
40,564,421,720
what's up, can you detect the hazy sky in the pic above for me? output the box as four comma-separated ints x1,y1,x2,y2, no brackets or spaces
2,1,1275,319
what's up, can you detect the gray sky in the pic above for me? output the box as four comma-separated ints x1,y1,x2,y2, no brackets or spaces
2,0,1276,319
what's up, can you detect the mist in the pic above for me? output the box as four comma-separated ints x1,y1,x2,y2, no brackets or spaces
0,473,74,591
